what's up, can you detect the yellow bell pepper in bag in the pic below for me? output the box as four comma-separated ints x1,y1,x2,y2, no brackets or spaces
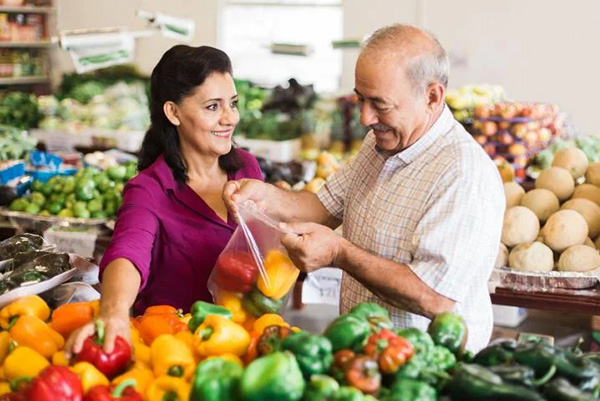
9,315,64,358
193,315,250,357
146,376,190,401
0,295,50,329
215,290,247,324
112,365,154,395
4,346,49,381
71,362,109,393
257,250,300,300
150,334,195,379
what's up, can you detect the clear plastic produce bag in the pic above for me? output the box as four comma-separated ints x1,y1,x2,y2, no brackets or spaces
208,200,300,318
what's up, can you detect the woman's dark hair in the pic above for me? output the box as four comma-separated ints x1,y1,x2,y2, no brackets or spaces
138,45,244,183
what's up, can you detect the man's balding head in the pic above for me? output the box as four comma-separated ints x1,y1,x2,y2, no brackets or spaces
360,24,449,96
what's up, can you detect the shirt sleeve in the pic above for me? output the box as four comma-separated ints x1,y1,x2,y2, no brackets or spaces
99,178,159,290
407,151,505,303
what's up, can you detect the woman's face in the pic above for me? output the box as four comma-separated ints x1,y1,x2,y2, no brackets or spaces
171,72,239,158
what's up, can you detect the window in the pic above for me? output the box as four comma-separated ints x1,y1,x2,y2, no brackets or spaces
219,0,343,93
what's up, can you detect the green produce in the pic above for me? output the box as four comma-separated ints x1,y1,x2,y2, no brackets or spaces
474,340,517,366
330,386,365,401
242,288,285,317
428,312,467,354
106,165,126,182
30,192,45,206
282,331,333,378
489,364,556,387
0,125,37,161
396,328,435,363
302,375,339,401
240,351,305,401
324,313,372,353
543,378,598,401
189,357,243,401
431,345,457,371
188,301,232,333
24,203,40,214
380,377,437,401
0,92,42,129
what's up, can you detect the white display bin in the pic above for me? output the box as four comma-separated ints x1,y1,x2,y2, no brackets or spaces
235,137,301,163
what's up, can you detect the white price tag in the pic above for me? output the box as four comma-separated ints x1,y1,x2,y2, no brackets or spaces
43,229,97,259
302,268,342,305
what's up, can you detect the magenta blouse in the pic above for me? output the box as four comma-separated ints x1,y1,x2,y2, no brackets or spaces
99,150,264,314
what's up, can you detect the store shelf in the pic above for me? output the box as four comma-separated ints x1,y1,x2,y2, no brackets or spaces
0,5,55,13
0,40,52,48
0,75,48,85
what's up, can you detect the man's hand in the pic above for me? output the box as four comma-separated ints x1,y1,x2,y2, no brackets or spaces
281,222,342,273
222,179,270,221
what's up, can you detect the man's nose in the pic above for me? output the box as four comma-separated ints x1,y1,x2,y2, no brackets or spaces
360,102,378,127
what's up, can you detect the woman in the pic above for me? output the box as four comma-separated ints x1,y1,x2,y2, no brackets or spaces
66,45,263,354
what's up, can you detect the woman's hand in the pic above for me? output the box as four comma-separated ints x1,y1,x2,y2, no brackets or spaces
65,312,131,359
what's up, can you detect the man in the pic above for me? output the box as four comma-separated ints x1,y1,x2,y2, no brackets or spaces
224,24,504,351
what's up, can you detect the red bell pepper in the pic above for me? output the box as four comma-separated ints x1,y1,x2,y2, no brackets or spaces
84,379,143,401
213,252,259,293
76,320,132,379
0,392,27,401
27,365,83,401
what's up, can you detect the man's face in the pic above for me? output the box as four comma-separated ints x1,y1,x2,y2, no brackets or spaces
354,53,430,154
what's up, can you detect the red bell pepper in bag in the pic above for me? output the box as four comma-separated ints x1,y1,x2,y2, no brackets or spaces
213,252,258,293
27,365,84,401
76,320,132,379
84,379,143,401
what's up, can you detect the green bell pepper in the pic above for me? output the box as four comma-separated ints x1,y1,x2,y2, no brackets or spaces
380,378,437,401
427,312,467,354
324,314,371,353
348,302,394,331
330,386,365,401
188,301,232,332
395,328,435,363
189,357,243,401
241,351,305,401
473,339,517,366
514,342,599,382
431,345,456,371
302,375,339,401
283,331,333,379
543,378,597,401
447,363,546,401
242,288,285,317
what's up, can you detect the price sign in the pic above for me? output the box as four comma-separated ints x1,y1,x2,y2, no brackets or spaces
302,268,342,305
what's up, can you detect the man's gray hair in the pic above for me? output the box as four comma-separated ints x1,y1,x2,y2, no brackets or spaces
362,24,450,95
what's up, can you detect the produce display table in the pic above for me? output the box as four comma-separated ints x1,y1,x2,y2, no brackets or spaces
491,286,600,315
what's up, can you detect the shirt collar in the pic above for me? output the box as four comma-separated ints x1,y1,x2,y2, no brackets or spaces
376,104,455,165
150,155,179,192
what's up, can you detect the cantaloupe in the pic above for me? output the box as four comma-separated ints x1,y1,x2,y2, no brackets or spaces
508,242,554,272
520,188,559,223
501,206,540,247
572,184,600,207
504,182,525,208
495,243,508,268
552,147,589,179
557,244,600,272
561,198,600,238
541,210,588,252
535,167,575,201
585,162,600,186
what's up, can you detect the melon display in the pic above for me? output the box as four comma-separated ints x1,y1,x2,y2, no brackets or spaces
541,210,588,253
572,184,600,207
535,166,574,201
557,245,600,272
560,198,600,239
504,182,525,208
551,147,589,179
501,206,540,247
508,242,554,272
520,188,559,223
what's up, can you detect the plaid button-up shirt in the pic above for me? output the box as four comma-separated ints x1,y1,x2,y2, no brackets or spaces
317,106,505,352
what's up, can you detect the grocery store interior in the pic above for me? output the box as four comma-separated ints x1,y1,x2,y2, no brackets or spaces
0,1,600,400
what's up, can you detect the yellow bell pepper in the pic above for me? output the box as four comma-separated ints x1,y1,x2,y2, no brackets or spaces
257,250,300,300
134,342,151,368
193,315,250,357
113,365,154,395
179,313,192,325
150,334,195,380
253,313,289,334
130,322,142,345
0,295,50,329
0,331,11,365
215,290,247,324
205,353,244,368
71,362,109,393
52,350,69,366
4,346,49,381
9,315,64,358
146,376,190,401
0,382,9,396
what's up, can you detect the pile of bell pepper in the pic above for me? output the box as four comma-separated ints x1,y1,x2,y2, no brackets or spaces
2,293,599,400
211,248,300,319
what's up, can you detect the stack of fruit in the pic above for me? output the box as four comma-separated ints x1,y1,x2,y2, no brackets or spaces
445,84,506,123
471,102,565,181
7,161,137,219
499,147,600,274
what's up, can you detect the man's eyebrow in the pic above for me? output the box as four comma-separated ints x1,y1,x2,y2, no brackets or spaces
353,89,387,104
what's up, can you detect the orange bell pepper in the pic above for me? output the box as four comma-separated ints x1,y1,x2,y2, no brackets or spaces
243,331,261,366
256,250,300,300
137,306,187,345
112,365,154,395
252,313,289,334
50,301,95,337
9,315,64,358
0,295,50,329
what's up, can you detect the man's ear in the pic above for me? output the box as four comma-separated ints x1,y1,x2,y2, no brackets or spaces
163,101,180,126
427,82,445,111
